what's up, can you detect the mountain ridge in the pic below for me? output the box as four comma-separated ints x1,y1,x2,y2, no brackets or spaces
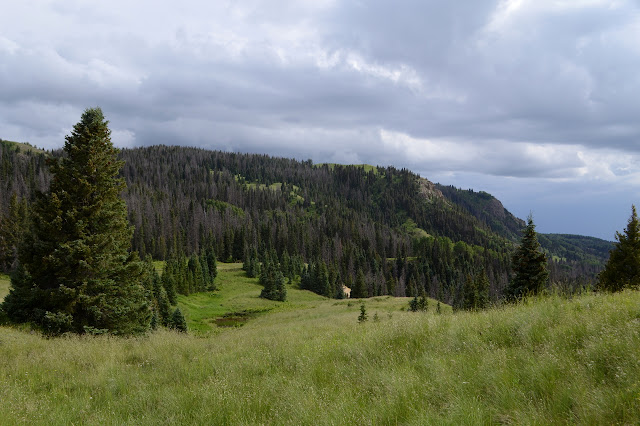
0,140,612,302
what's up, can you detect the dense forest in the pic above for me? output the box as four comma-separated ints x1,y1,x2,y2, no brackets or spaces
0,139,612,307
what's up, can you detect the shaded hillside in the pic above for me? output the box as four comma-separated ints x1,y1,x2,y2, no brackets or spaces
436,184,526,241
435,183,612,284
539,233,613,264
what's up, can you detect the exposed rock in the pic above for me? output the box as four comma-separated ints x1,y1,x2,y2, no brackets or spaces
417,177,445,202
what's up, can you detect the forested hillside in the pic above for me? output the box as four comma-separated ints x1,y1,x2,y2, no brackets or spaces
0,140,612,306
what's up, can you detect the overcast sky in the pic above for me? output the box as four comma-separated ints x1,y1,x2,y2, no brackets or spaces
2,0,640,240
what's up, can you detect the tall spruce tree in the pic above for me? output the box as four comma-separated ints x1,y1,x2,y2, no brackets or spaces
598,205,640,292
259,253,287,301
506,215,549,300
2,108,150,335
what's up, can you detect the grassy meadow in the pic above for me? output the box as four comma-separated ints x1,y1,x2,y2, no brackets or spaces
1,265,639,424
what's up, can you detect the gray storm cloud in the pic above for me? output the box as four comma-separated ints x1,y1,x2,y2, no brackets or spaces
1,0,639,239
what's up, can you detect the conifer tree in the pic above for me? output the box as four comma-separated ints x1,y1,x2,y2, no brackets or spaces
358,303,368,323
259,253,287,301
598,205,640,292
475,271,490,309
408,296,419,312
505,215,549,300
161,268,178,305
352,269,367,298
0,194,29,271
169,307,188,332
2,108,151,335
204,245,217,282
462,274,477,310
418,286,428,311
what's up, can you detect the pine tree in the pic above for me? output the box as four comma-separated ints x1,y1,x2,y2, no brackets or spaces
408,296,419,312
358,303,368,323
505,215,549,300
598,205,640,292
475,271,490,309
462,274,477,310
0,194,29,271
169,307,188,332
418,286,428,311
161,269,178,305
259,253,287,301
204,245,217,283
2,108,151,335
352,269,367,298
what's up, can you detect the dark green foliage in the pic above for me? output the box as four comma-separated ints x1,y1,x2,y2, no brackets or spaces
188,254,204,294
243,247,261,278
358,303,367,323
409,287,428,312
259,252,287,301
351,269,367,299
143,256,172,326
162,248,216,296
462,274,476,311
162,271,178,305
462,271,490,310
0,194,29,271
2,108,151,335
418,287,428,311
202,245,217,287
475,271,490,309
169,308,187,332
598,205,640,292
506,216,549,300
409,296,419,312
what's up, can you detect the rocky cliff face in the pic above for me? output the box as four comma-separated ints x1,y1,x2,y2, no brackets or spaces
417,177,445,202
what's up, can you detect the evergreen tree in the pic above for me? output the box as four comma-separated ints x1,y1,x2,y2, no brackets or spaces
204,245,217,282
352,268,367,298
505,215,549,300
462,274,476,310
418,286,428,311
598,205,640,292
475,271,490,309
0,194,29,271
161,269,178,305
2,108,150,335
358,303,368,323
188,254,204,292
408,296,419,312
259,253,287,301
169,307,188,332
156,285,171,326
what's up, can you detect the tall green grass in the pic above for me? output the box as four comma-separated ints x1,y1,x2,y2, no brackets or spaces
1,289,639,424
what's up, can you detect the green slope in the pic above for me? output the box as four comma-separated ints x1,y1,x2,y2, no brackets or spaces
177,262,440,333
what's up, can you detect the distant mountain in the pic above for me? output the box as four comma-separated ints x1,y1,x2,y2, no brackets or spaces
434,183,613,266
